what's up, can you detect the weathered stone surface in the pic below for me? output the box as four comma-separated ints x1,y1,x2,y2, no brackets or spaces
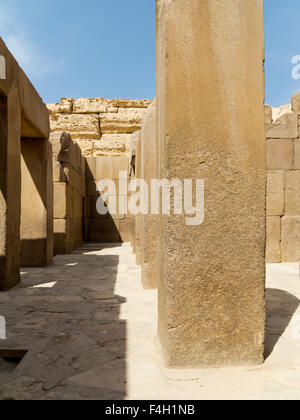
48,98,151,158
101,134,131,148
285,171,300,215
51,131,85,255
294,140,300,169
140,100,158,289
0,36,50,289
20,139,53,267
267,139,294,170
50,131,72,161
54,183,70,219
291,91,300,114
0,246,300,400
109,99,152,109
266,216,281,263
47,98,73,114
50,113,100,139
0,244,140,400
272,105,292,122
73,98,107,114
85,156,129,180
266,111,298,139
119,219,134,242
134,130,143,266
0,90,21,290
156,0,266,367
281,216,300,262
73,139,94,157
267,171,285,216
100,108,145,134
264,105,273,123
94,141,127,156
93,134,131,156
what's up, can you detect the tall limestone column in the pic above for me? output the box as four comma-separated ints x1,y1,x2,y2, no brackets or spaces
20,138,53,267
0,89,21,290
156,0,266,367
141,100,158,289
134,130,143,265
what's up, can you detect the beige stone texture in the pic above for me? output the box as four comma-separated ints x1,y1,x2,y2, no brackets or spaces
94,134,131,157
73,97,107,114
133,130,143,266
281,216,300,262
109,99,152,109
74,139,94,157
266,216,281,263
285,171,300,216
266,171,285,216
0,89,21,290
85,155,133,243
100,108,145,134
50,132,85,256
47,98,73,114
294,140,300,170
291,91,300,114
266,139,294,170
1,247,300,400
140,100,158,289
85,156,129,180
50,113,100,139
54,183,70,219
0,36,50,289
264,105,272,124
20,139,53,267
266,111,298,139
271,105,292,122
156,0,266,367
48,97,151,158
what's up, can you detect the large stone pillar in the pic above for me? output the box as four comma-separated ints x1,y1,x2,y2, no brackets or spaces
0,89,21,290
141,100,158,289
20,138,53,266
156,0,266,367
134,130,143,265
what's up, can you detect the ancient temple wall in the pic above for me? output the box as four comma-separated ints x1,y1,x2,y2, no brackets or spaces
265,95,300,263
48,98,151,158
50,132,86,255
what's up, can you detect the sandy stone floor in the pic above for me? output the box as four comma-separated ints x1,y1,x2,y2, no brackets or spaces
0,244,299,400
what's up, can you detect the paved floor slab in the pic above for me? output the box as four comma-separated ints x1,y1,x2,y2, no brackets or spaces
0,244,299,399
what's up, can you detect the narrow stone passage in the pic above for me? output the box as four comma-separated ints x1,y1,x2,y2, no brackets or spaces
0,244,300,400
0,243,140,400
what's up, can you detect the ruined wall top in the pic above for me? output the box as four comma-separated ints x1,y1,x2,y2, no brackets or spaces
48,97,152,157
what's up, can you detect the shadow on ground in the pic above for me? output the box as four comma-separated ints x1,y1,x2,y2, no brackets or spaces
0,245,127,400
265,288,300,360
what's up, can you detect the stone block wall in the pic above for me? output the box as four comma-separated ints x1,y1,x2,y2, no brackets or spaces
85,155,134,243
48,98,151,157
50,132,86,255
265,93,300,263
48,98,152,245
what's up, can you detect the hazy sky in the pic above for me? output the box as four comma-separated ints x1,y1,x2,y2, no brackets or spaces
0,0,299,107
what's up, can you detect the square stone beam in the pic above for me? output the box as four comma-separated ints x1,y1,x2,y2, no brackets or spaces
0,36,49,139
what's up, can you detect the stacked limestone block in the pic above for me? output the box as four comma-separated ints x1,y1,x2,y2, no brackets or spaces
85,156,134,243
265,93,300,263
48,98,152,158
50,132,86,255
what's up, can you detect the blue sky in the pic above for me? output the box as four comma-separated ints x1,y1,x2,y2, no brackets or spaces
265,0,300,106
0,0,299,107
